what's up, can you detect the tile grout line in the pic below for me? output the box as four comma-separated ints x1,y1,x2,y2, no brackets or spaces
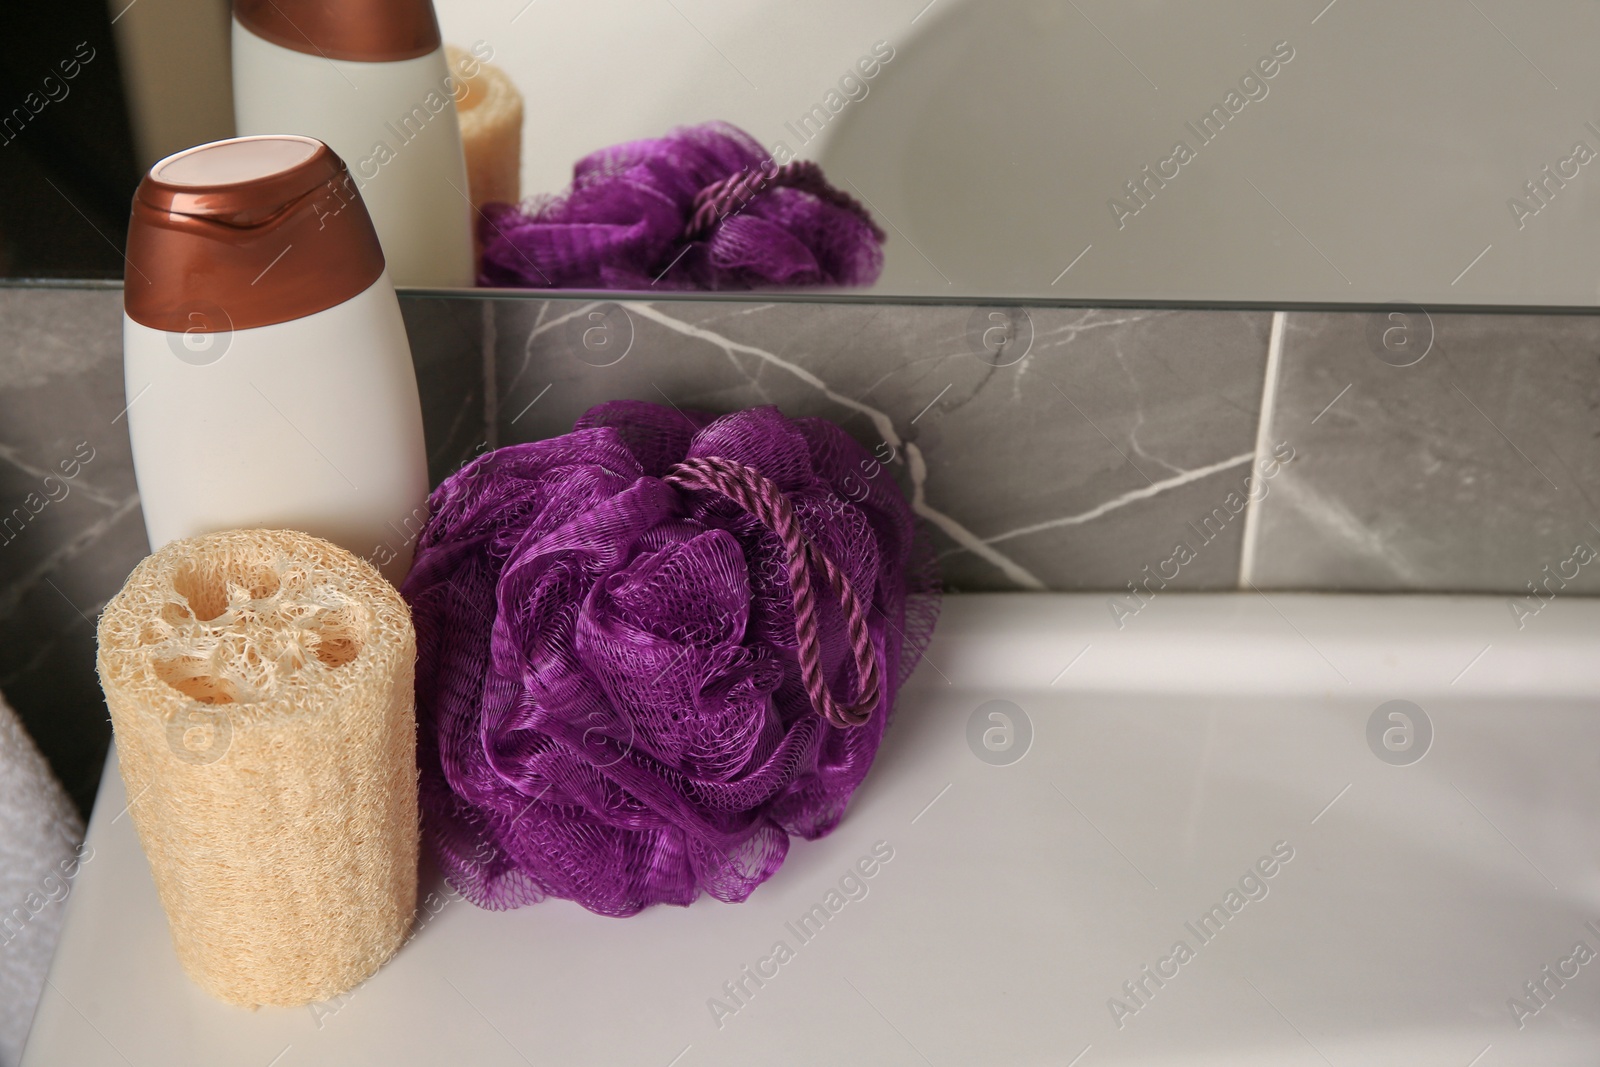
1237,310,1286,589
482,300,499,450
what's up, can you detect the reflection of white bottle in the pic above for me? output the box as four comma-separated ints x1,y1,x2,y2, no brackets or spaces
122,135,429,584
230,0,474,288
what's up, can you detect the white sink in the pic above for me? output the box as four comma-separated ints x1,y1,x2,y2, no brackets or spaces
24,594,1600,1065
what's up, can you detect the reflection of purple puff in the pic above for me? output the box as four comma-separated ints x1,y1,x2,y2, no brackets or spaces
476,122,886,290
402,401,938,916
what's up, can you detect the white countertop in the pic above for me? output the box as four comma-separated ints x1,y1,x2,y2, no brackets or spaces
23,593,1600,1066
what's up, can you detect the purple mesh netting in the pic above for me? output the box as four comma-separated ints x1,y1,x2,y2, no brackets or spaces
401,402,939,916
477,122,885,291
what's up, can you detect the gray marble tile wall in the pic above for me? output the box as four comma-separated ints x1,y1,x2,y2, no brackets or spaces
491,301,1273,593
0,287,141,814
1,284,1596,812
1249,311,1600,595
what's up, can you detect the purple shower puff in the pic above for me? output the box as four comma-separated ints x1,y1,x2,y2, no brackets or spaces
402,401,938,916
476,122,886,290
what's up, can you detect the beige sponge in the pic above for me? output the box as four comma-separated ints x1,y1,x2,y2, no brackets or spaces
96,529,418,1008
448,44,524,214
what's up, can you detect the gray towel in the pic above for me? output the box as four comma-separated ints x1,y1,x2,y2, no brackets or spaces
0,692,83,1067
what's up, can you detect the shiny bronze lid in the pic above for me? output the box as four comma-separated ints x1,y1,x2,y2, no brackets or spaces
125,136,387,333
233,0,441,63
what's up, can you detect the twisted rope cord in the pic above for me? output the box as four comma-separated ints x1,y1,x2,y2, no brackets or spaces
665,456,881,728
683,161,888,242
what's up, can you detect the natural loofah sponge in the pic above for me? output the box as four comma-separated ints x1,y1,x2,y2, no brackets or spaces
96,528,418,1008
448,44,523,214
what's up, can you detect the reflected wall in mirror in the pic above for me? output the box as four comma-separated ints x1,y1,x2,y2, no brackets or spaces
438,0,1600,303
5,2,1600,304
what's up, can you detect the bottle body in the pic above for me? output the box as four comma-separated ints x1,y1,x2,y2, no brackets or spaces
232,20,475,288
124,271,428,583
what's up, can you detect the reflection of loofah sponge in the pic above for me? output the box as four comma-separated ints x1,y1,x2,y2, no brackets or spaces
96,529,418,1008
448,44,523,214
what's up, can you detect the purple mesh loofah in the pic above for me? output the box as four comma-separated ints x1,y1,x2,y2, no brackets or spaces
402,401,938,916
477,122,885,291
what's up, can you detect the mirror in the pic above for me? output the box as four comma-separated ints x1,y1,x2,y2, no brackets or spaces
437,0,1599,304
9,1,1600,305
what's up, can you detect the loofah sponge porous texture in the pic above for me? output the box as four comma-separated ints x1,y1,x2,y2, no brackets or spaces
96,529,418,1008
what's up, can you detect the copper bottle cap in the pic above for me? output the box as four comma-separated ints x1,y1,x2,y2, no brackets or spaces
125,136,387,334
233,0,442,63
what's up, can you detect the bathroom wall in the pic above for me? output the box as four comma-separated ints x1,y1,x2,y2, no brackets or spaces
1,282,1595,811
433,0,904,209
484,296,1600,596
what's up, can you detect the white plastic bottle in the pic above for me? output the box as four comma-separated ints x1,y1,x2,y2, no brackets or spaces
230,0,475,288
122,135,429,584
